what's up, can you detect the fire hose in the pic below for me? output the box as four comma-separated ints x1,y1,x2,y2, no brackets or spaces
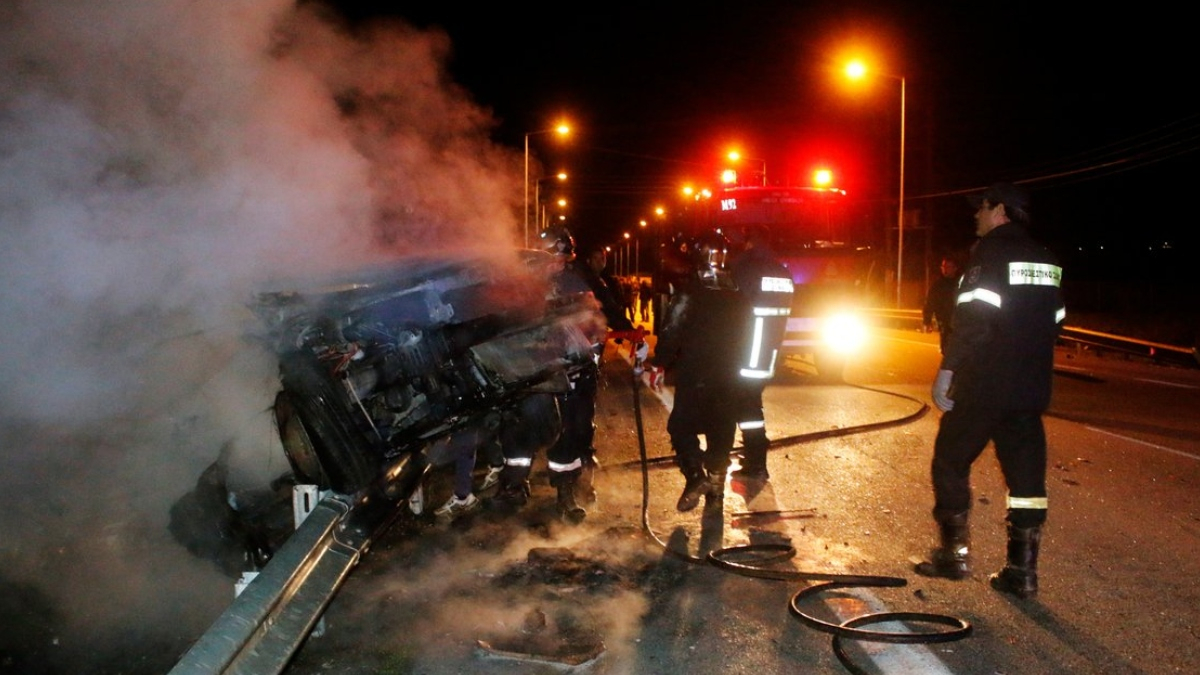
608,328,973,675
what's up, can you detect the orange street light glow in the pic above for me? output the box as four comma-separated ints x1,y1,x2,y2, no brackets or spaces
845,60,867,79
813,169,833,186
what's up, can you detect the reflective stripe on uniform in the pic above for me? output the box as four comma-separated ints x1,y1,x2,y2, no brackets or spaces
738,420,765,430
748,317,764,368
754,306,791,316
741,367,772,379
505,457,532,467
1008,262,1062,287
740,348,778,380
1007,495,1048,510
957,287,1002,308
1055,306,1066,323
548,458,583,473
761,276,794,293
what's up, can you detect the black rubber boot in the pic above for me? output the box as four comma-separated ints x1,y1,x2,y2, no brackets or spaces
914,511,970,580
990,524,1041,598
676,471,710,512
702,472,725,515
491,464,531,511
492,480,529,510
556,478,587,524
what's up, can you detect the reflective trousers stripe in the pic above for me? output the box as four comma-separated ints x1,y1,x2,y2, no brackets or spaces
1007,496,1048,510
505,457,532,467
738,420,765,431
548,458,582,473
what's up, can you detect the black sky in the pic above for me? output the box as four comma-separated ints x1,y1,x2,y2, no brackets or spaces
328,1,1199,259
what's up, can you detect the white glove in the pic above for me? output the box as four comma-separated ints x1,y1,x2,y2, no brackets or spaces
932,369,955,412
635,341,649,362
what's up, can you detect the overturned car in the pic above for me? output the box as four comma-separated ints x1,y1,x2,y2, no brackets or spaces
253,251,602,497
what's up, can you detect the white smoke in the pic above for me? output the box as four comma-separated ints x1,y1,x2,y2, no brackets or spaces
0,0,524,662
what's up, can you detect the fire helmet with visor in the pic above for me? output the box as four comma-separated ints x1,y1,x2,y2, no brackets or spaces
538,225,576,258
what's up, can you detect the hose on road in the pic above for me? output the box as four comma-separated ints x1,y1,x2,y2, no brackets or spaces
625,363,973,674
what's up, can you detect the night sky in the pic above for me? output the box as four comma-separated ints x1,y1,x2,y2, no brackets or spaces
327,2,1197,272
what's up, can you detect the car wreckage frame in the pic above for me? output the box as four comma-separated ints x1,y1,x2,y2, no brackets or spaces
254,251,601,497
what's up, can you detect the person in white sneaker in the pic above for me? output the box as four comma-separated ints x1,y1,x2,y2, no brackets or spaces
434,491,479,521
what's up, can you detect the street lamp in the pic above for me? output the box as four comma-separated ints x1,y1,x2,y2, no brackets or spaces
534,171,568,230
727,149,767,186
524,124,570,247
844,59,905,307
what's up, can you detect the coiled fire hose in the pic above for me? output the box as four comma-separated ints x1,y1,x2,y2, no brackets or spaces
609,330,973,675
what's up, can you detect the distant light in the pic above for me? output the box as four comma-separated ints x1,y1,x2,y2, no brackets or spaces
721,169,737,184
845,60,867,79
555,123,570,136
813,169,833,187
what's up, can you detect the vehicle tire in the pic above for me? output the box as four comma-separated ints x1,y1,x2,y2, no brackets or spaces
273,390,330,488
275,352,380,494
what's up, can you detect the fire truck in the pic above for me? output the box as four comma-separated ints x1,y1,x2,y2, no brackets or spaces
669,184,879,381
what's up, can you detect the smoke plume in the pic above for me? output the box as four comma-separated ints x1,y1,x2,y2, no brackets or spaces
0,0,524,666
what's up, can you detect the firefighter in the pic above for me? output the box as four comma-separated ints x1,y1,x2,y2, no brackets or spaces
499,226,618,523
915,182,1065,599
727,225,794,482
652,235,745,513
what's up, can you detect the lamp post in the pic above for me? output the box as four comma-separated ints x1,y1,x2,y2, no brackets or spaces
726,150,767,186
622,232,631,277
524,124,570,248
844,60,905,307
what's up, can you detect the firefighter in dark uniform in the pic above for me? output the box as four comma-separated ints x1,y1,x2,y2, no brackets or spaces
493,227,626,522
653,237,746,513
728,225,795,482
915,182,1065,599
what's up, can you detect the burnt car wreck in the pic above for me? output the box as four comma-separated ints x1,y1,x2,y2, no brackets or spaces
257,251,600,499
170,252,604,674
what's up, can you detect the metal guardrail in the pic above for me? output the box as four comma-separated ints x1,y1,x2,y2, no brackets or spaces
171,430,427,675
169,492,362,675
859,307,1198,369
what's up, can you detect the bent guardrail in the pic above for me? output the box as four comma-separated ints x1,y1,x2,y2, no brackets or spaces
169,487,413,675
169,492,358,675
859,307,1197,369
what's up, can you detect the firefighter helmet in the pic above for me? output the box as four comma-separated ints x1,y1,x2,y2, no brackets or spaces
669,230,731,288
538,225,576,258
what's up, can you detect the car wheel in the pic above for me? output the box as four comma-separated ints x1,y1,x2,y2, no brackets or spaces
276,352,380,494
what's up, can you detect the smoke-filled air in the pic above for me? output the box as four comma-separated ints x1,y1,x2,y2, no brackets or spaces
0,0,527,666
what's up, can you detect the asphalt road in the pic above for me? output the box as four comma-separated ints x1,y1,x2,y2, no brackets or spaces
278,328,1200,674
